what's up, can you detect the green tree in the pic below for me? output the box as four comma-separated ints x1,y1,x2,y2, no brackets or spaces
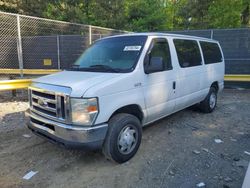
241,0,250,26
42,0,92,24
0,0,49,17
1,0,248,31
42,1,126,29
165,0,183,30
0,0,19,13
177,0,212,29
124,0,167,31
166,0,191,30
208,0,242,29
90,0,126,29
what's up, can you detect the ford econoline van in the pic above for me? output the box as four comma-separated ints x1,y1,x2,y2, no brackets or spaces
26,33,224,163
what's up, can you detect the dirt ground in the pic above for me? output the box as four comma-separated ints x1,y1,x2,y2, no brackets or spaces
0,89,249,188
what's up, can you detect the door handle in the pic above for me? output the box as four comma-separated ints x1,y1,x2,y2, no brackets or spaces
173,81,176,90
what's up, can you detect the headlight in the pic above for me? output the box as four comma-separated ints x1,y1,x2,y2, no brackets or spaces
70,98,98,126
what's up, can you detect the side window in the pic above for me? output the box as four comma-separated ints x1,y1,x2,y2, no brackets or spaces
147,39,172,70
173,39,202,68
200,41,223,64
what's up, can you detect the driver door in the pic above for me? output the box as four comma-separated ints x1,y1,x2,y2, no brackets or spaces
143,38,177,124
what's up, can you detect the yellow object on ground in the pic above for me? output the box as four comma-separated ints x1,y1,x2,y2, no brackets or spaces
0,79,31,91
0,69,60,75
224,74,250,82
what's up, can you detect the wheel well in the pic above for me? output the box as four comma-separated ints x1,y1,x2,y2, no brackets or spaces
211,81,219,92
110,104,144,123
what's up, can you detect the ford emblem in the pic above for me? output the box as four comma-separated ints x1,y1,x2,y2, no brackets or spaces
37,98,48,107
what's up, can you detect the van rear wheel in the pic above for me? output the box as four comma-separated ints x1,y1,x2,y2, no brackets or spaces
102,113,142,163
199,87,217,113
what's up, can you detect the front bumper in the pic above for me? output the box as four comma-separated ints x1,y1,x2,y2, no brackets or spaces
25,110,108,150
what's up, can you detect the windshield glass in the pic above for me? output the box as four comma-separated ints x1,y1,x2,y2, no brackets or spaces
72,36,147,73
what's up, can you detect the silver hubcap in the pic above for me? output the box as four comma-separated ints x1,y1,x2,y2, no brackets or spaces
117,125,138,155
209,92,216,109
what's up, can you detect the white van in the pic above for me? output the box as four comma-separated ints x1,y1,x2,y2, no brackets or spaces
26,33,224,163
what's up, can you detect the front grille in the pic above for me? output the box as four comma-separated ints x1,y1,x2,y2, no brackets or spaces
29,88,67,121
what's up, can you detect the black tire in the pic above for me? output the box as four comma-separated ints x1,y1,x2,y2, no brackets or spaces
102,113,142,163
199,87,217,113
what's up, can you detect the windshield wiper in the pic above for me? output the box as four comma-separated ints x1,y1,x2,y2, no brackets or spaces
88,64,120,73
67,64,121,73
66,64,80,71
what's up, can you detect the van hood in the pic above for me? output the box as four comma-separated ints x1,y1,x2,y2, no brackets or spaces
33,71,120,97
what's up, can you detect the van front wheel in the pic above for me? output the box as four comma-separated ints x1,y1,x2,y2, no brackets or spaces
102,113,142,163
199,87,217,113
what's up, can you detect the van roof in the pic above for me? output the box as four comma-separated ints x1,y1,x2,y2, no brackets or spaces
105,32,218,42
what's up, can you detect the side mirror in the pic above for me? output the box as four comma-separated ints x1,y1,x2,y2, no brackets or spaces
145,57,164,74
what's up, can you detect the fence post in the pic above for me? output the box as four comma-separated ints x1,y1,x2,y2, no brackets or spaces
89,25,92,45
210,29,214,39
16,15,24,78
57,35,61,69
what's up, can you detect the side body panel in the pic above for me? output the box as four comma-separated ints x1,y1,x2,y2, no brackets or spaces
169,38,207,111
199,40,225,93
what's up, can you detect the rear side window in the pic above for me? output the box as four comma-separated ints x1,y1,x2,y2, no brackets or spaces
200,41,222,64
174,39,202,68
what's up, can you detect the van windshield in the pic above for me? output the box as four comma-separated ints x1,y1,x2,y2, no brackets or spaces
71,36,147,73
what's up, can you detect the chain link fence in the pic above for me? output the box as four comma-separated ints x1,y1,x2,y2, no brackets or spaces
0,12,19,71
1,10,250,82
168,28,250,75
0,11,127,80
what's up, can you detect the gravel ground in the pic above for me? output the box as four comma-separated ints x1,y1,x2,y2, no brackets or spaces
0,89,250,188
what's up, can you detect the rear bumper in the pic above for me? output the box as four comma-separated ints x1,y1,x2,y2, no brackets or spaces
25,110,108,150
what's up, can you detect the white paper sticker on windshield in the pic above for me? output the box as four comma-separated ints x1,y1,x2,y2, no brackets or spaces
124,46,142,51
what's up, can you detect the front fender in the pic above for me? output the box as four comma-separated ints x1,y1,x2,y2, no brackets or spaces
95,88,146,125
